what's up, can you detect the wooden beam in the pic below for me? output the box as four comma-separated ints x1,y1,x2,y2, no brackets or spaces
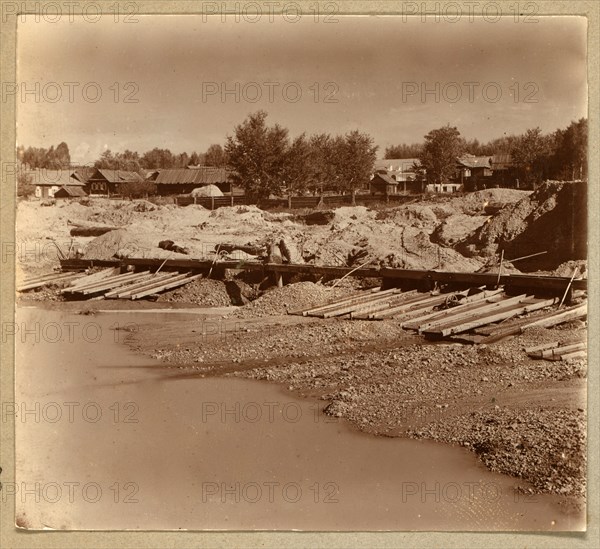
425,297,558,337
371,293,451,320
67,267,122,289
129,273,202,300
105,272,180,298
401,289,505,330
319,289,406,318
71,271,151,295
524,341,559,354
124,272,191,298
288,288,376,316
520,303,587,330
301,288,397,316
417,294,529,333
17,272,85,291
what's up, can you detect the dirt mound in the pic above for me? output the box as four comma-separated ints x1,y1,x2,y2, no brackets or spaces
456,181,586,271
156,277,233,307
233,281,348,318
83,228,148,259
448,188,531,215
430,213,489,246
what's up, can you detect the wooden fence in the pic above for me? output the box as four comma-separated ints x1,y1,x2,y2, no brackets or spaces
174,193,420,210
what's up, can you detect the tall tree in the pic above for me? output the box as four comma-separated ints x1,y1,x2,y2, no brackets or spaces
282,133,312,196
204,144,227,167
337,130,378,202
225,111,289,199
418,125,464,186
511,127,552,187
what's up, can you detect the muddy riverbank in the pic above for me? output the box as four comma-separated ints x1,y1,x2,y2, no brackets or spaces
14,305,585,530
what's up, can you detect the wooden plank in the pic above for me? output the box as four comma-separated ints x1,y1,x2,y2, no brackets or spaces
540,342,586,358
298,288,388,316
67,267,121,288
349,291,423,318
17,272,85,291
320,289,405,318
22,271,74,284
62,271,151,294
370,293,447,320
520,304,587,330
77,271,152,295
124,273,191,298
560,350,587,361
418,294,529,333
105,272,181,298
129,273,202,300
402,289,506,330
427,297,558,337
524,341,559,354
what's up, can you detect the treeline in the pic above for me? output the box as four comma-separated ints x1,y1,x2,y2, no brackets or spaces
388,118,587,184
225,111,378,199
94,144,228,171
17,142,71,169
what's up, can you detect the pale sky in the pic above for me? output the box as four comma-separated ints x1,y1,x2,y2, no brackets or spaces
16,15,587,164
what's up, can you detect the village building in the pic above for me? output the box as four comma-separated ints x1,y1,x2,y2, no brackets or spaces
86,168,145,195
456,155,494,190
24,168,89,198
146,167,235,196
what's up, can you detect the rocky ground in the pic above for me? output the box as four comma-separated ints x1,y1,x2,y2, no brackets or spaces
126,289,587,503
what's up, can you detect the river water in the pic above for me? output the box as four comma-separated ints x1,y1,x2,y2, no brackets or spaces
13,307,583,530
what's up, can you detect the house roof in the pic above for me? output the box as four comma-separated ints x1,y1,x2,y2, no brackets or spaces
372,173,399,185
374,158,420,172
91,169,144,183
457,155,492,169
54,185,88,197
24,169,86,187
153,167,233,185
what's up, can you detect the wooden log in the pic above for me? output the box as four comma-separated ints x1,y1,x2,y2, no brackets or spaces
317,289,405,318
560,350,587,361
106,272,180,298
300,288,393,316
371,293,449,320
288,288,376,316
63,271,150,294
17,272,85,291
402,289,505,330
520,303,587,330
123,273,190,298
81,272,155,295
129,273,202,300
418,294,529,333
69,223,121,236
540,342,586,358
349,291,423,318
67,267,121,288
426,297,558,337
524,341,559,354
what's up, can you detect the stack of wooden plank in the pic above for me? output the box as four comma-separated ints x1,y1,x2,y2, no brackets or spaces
17,270,86,291
292,285,587,344
60,268,201,300
525,340,587,361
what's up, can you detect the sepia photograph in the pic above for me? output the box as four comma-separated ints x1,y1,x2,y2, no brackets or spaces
2,1,594,541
